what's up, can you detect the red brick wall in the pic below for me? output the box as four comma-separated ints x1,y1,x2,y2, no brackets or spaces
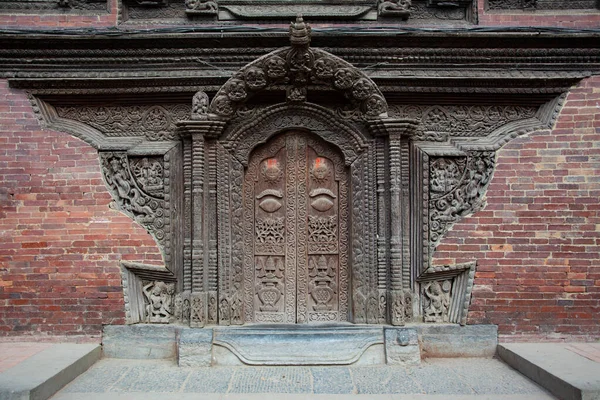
477,0,600,28
0,0,117,29
0,80,163,340
433,75,600,341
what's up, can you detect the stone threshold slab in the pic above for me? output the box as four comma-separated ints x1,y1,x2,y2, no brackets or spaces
498,343,600,400
0,343,101,400
212,325,385,365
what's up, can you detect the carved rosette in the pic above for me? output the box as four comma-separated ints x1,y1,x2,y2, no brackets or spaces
208,16,387,121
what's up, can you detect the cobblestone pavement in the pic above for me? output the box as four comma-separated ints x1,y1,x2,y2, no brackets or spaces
51,357,555,399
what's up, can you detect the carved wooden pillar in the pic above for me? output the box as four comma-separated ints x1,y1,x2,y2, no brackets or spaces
375,138,389,324
370,119,418,326
177,119,226,327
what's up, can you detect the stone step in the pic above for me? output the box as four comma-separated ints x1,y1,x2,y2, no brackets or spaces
498,343,600,400
211,324,385,366
0,343,101,400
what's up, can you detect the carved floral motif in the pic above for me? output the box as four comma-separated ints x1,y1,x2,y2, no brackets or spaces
308,215,338,253
388,105,537,138
57,104,190,141
255,217,285,254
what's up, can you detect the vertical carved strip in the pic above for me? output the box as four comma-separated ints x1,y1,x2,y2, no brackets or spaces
191,135,206,327
192,136,205,293
167,145,184,292
163,152,172,267
401,139,411,290
389,134,403,326
375,138,389,324
422,152,430,274
389,134,402,291
243,153,255,323
296,135,308,324
183,138,193,293
351,155,366,323
230,158,245,325
338,168,349,321
285,134,297,323
366,144,379,324
217,144,231,325
206,140,218,325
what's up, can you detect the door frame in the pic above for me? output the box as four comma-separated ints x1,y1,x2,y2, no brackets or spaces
215,103,380,325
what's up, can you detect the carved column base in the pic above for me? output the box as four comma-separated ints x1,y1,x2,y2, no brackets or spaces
384,327,420,365
190,292,208,328
390,289,413,326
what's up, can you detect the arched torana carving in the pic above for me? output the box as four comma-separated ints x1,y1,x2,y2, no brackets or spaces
223,102,369,166
208,16,388,121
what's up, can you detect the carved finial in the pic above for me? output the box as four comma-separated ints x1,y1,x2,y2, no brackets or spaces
289,14,311,47
191,91,210,120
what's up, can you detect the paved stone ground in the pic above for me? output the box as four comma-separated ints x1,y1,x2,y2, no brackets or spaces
0,342,53,373
50,357,556,399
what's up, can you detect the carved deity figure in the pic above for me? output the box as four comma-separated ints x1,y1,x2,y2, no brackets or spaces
191,91,210,120
423,280,450,323
142,281,173,323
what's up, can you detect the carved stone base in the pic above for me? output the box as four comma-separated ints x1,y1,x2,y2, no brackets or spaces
212,325,384,365
178,329,213,367
384,327,421,365
101,324,498,365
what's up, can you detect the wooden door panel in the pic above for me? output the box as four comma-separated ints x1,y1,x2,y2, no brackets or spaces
247,132,347,324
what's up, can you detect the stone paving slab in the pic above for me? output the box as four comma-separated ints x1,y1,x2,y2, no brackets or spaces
0,343,53,373
50,358,555,399
0,343,101,400
50,394,555,400
498,343,600,400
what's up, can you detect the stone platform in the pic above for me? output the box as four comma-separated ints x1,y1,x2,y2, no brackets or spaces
102,324,498,367
0,343,101,400
498,343,600,400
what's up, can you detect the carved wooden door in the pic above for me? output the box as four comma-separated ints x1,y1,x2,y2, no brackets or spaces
244,131,349,324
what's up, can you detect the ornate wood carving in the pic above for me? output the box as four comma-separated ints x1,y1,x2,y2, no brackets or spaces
185,0,218,15
241,132,349,324
378,0,411,18
100,152,167,249
23,14,580,331
429,151,496,253
57,104,191,142
208,17,387,121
